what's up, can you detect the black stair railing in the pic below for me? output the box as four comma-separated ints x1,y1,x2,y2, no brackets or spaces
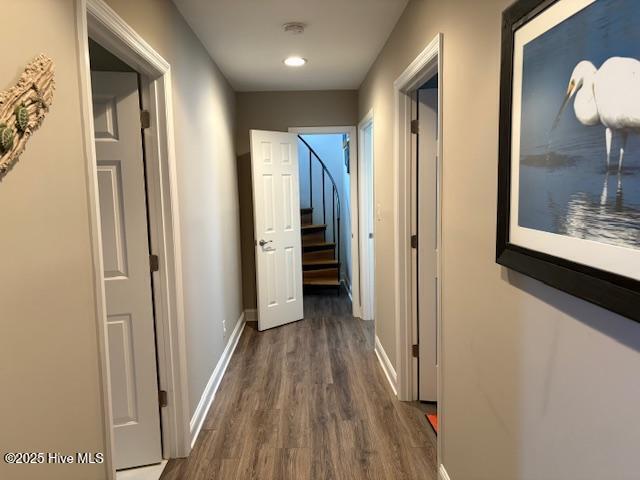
297,135,341,264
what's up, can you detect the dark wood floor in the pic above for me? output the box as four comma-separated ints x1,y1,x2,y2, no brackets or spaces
160,292,437,480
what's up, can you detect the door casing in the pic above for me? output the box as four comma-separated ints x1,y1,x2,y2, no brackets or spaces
76,1,191,477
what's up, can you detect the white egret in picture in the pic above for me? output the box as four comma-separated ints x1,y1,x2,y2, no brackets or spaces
552,57,640,170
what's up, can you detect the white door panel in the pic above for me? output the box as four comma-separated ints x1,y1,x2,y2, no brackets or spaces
250,130,304,331
92,71,162,469
418,88,438,402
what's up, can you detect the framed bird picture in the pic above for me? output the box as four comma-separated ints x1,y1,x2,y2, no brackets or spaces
497,0,640,322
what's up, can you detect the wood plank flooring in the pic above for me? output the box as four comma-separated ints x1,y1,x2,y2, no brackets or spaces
160,292,437,480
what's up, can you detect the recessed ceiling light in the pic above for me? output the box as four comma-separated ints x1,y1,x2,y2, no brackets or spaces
284,56,307,67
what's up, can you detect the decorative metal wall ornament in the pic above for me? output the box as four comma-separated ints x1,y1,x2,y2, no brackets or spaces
0,55,55,181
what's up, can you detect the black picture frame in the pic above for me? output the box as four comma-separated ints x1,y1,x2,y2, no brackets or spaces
496,0,640,322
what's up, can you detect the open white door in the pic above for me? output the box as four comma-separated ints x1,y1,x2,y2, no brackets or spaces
250,130,304,331
92,71,162,469
417,87,438,402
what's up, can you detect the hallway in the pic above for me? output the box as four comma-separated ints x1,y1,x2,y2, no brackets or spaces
160,293,437,480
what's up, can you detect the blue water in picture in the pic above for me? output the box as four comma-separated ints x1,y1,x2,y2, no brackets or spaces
519,0,640,249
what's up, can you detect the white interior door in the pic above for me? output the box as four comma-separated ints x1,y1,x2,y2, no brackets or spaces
417,87,438,402
92,71,162,469
359,121,375,321
250,130,304,331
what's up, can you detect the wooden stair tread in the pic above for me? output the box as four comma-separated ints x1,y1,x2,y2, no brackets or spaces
301,224,327,231
300,207,313,214
303,278,341,286
302,250,335,261
303,259,338,266
302,241,335,250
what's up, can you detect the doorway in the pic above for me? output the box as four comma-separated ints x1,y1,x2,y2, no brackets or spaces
89,38,163,472
414,76,439,429
392,32,444,475
78,1,192,477
289,126,360,316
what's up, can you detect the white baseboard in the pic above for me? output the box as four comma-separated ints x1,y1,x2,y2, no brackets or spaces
189,311,246,447
374,335,397,396
244,308,257,322
439,464,451,480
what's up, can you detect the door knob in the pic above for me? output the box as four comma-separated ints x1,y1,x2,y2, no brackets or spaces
258,239,273,247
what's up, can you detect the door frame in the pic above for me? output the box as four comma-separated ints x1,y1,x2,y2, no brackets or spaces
393,32,444,469
76,0,191,476
357,111,375,321
288,126,360,318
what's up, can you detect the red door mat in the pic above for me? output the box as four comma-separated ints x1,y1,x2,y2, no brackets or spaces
425,413,438,434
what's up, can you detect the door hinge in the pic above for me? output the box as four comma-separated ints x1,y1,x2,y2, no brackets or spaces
412,344,419,358
140,110,151,129
411,234,418,249
159,390,168,408
150,254,159,272
410,119,419,135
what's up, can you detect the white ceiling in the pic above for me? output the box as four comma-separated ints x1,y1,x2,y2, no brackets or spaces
172,0,409,91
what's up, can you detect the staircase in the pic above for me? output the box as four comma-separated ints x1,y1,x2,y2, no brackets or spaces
301,208,340,289
298,135,341,292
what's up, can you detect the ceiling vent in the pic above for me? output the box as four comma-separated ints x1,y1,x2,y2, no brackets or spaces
283,22,306,35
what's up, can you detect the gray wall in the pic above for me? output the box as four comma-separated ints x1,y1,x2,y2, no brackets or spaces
235,90,358,308
359,1,640,479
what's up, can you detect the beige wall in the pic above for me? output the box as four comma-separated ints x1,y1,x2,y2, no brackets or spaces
236,90,358,308
359,1,640,479
104,0,243,417
0,1,107,479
